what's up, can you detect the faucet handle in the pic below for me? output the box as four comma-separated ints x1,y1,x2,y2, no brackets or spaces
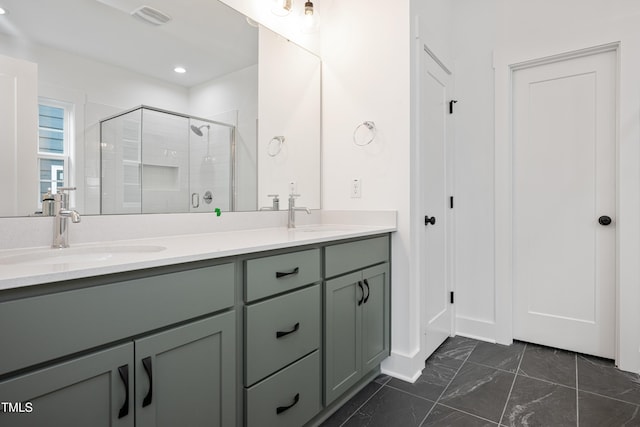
54,187,77,210
268,194,279,199
289,193,301,198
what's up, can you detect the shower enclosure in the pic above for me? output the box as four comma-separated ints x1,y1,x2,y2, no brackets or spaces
100,106,235,214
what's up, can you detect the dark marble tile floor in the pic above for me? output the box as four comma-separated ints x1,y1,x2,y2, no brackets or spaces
320,337,640,426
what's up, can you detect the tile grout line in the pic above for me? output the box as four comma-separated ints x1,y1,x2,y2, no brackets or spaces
337,376,391,427
579,388,640,406
575,353,579,427
417,340,480,426
385,382,438,403
435,401,502,426
498,342,528,426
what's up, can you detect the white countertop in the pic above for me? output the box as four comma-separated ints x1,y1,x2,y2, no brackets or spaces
0,223,394,291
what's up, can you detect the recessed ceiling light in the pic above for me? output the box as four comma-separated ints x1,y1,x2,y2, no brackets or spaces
0,7,7,15
174,67,186,74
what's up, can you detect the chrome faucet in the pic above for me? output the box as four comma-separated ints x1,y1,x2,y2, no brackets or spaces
53,187,81,248
287,193,310,229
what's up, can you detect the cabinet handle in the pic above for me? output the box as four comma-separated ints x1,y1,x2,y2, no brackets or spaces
117,365,129,419
276,267,299,278
357,281,364,306
363,279,370,304
276,393,300,415
276,322,300,338
142,357,153,407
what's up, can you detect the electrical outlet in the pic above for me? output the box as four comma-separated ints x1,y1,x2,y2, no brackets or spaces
289,181,297,194
351,178,362,198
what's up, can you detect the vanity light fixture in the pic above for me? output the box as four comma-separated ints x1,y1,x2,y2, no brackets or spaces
174,66,186,74
271,0,293,16
270,0,320,32
304,1,314,15
301,0,320,33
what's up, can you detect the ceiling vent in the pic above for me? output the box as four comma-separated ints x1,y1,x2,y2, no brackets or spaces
131,5,172,26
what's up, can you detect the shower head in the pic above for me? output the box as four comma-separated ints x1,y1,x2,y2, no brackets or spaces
190,124,210,137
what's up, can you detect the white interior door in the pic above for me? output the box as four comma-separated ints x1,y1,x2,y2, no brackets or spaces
420,46,453,356
512,48,617,358
0,54,38,216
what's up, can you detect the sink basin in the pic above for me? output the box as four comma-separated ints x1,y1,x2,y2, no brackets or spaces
0,245,166,266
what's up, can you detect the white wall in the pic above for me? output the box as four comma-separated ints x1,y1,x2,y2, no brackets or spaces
257,27,321,210
320,0,417,379
417,0,640,373
492,0,640,372
189,65,259,211
407,0,640,374
449,0,497,339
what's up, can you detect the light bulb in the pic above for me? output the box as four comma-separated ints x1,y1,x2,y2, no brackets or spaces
301,1,319,33
304,1,314,15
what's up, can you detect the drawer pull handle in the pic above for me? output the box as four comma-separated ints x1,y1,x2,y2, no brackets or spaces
276,393,300,415
357,281,364,306
276,267,300,278
117,365,129,419
142,357,153,407
363,279,371,304
276,322,300,338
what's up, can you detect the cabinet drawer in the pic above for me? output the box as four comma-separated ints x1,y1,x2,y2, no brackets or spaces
245,351,320,427
245,249,320,302
325,235,389,278
0,263,235,376
245,285,320,386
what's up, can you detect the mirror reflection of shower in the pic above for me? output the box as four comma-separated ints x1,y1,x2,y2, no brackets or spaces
191,124,214,165
100,106,235,214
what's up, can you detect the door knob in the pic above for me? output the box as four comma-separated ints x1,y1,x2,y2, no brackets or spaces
424,216,436,226
598,216,612,226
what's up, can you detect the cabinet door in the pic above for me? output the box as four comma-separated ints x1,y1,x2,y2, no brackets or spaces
135,312,236,427
0,343,134,427
361,263,390,374
324,271,363,405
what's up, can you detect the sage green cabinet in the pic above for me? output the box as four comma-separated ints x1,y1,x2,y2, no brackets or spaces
245,285,320,386
135,312,236,427
245,351,320,427
0,263,235,376
324,263,389,405
0,343,134,427
0,313,235,427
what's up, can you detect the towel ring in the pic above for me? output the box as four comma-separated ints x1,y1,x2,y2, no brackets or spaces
268,136,285,157
353,121,376,146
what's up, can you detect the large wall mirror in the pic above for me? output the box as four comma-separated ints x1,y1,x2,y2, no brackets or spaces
0,0,320,217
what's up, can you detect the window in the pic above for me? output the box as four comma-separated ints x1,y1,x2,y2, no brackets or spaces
37,99,73,207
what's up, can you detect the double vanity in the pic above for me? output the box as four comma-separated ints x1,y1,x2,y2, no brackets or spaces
0,217,394,426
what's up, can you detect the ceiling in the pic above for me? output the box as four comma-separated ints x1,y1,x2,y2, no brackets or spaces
0,0,258,87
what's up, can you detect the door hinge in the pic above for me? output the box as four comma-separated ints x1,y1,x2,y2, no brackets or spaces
450,291,454,304
450,196,454,209
449,100,458,114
